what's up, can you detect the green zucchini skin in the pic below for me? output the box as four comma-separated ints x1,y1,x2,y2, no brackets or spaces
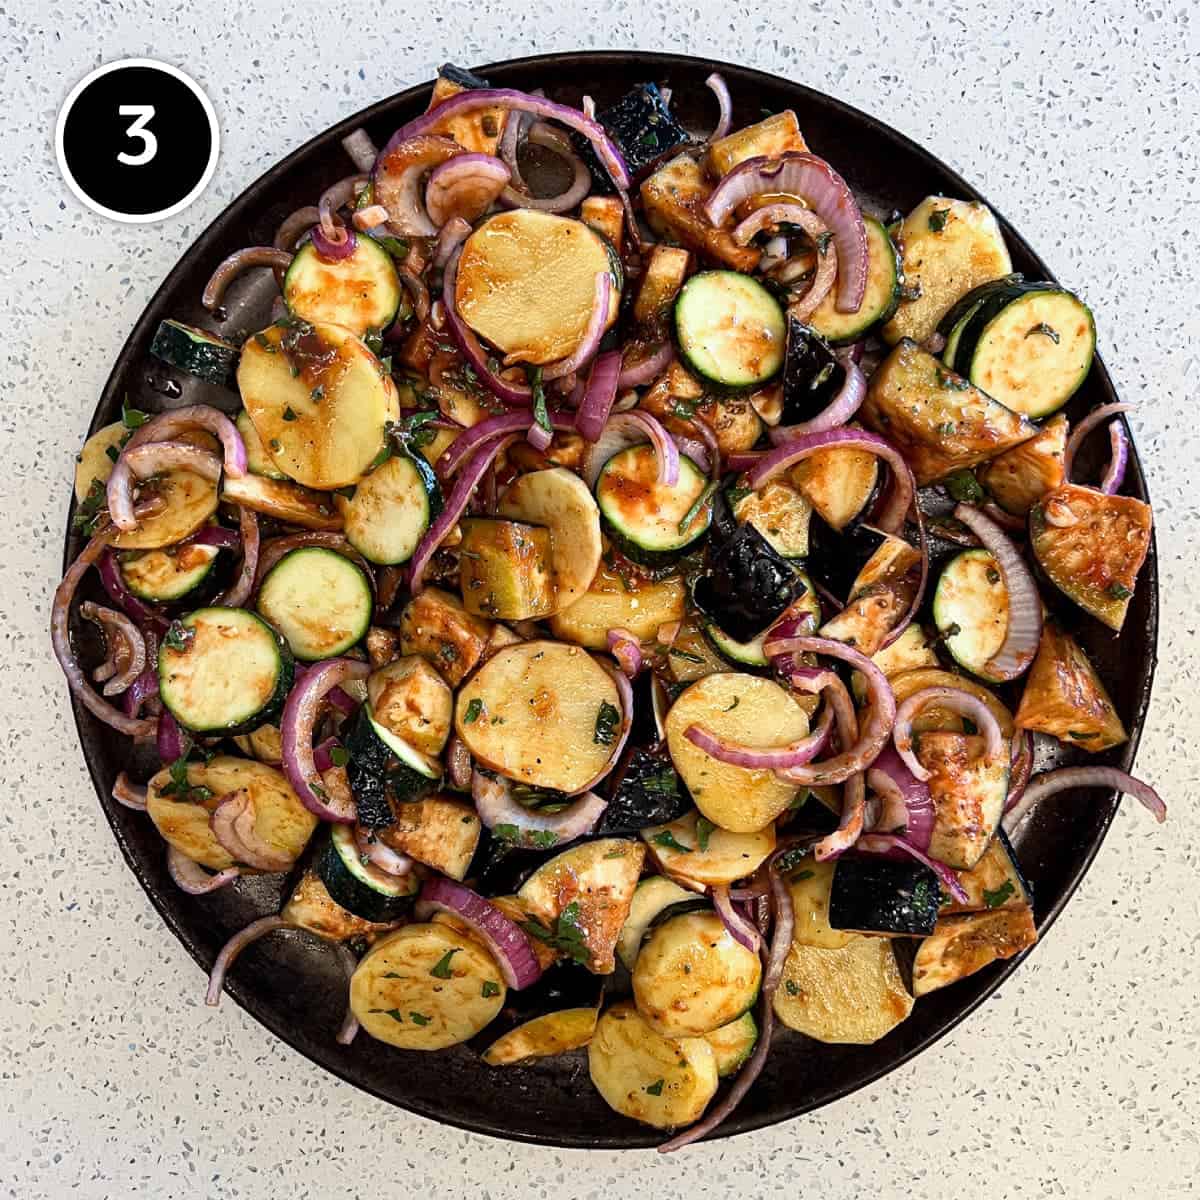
343,449,441,566
704,622,768,668
808,216,901,344
315,828,417,923
120,544,220,604
149,320,239,389
283,234,403,336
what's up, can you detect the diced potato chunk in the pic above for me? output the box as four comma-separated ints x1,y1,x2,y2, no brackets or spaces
458,517,554,620
378,793,481,879
399,587,494,687
978,414,1067,515
706,110,808,176
580,195,624,252
367,655,453,756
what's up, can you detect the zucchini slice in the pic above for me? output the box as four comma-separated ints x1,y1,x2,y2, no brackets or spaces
912,906,1037,996
890,666,1016,738
1014,617,1127,751
953,285,1095,418
457,517,555,620
455,210,619,365
482,1007,599,1066
828,855,941,938
146,754,317,871
377,793,481,880
517,838,646,975
808,216,901,344
236,409,288,480
548,560,686,650
918,731,1009,870
366,704,443,780
704,623,768,668
158,608,293,734
237,320,399,489
773,935,913,1044
283,869,398,941
109,468,220,551
283,234,402,336
632,910,761,1038
704,1011,759,1077
315,825,419,923
664,673,809,833
616,877,698,971
454,641,622,794
496,467,603,610
595,445,713,567
642,810,776,888
149,319,239,389
350,923,507,1050
120,541,220,603
940,829,1032,915
674,270,786,390
933,548,1010,682
341,449,441,565
977,413,1067,515
256,546,373,661
1030,483,1152,632
587,1001,719,1130
343,705,441,832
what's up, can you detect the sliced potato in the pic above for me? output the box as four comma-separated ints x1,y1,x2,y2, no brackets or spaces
632,911,761,1037
455,641,620,793
917,731,1008,870
146,755,317,870
912,907,1037,996
549,560,686,650
665,615,733,684
642,810,776,887
109,468,220,550
978,413,1067,515
883,197,1013,345
283,869,399,941
640,365,764,456
773,935,913,1043
368,655,453,756
455,210,618,365
634,245,691,328
238,320,399,489
580,195,624,252
588,1001,719,1130
496,468,602,610
350,923,506,1050
665,674,809,832
378,793,481,880
233,722,283,765
399,587,494,687
221,472,342,531
74,421,127,502
482,1007,599,1066
787,854,853,950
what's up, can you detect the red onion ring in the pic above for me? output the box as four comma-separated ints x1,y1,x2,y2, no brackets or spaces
704,154,867,313
606,627,645,677
768,358,866,441
685,702,831,770
106,440,222,532
318,174,368,238
500,121,593,214
425,153,511,226
311,222,357,262
857,834,969,903
866,744,935,851
373,134,463,236
398,266,431,323
575,351,623,443
1063,403,1133,482
581,410,681,488
280,658,371,822
156,710,190,763
206,915,295,1006
750,428,914,535
472,770,607,847
526,420,554,452
215,505,260,608
433,215,473,267
383,87,631,191
615,341,674,390
52,532,158,739
981,502,1026,533
354,826,413,877
80,601,146,695
704,72,733,143
1005,730,1034,814
1100,420,1130,495
312,737,341,773
893,686,1005,782
447,733,473,791
952,503,1042,680
435,410,576,479
866,768,911,833
274,206,320,251
202,247,294,310
414,877,542,990
111,771,148,812
167,846,240,894
712,884,761,954
1003,765,1165,834
332,941,361,1045
341,128,378,173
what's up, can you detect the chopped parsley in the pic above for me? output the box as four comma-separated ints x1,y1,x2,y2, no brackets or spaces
253,331,275,352
528,365,552,438
640,130,660,149
72,477,108,535
594,701,621,746
493,824,520,843
1106,581,1132,600
723,696,740,712
944,469,985,503
695,816,716,852
376,236,410,262
282,406,297,422
269,438,282,452
520,900,590,967
899,281,923,302
725,485,752,507
330,746,350,768
463,698,484,724
677,480,718,535
429,948,460,979
774,845,810,874
371,1008,406,1023
986,566,1001,585
408,1011,432,1026
645,1078,665,1096
927,207,951,233
785,980,801,996
1025,322,1060,344
603,847,628,859
310,384,325,402
1068,730,1098,741
651,830,692,854
481,980,501,998
665,645,704,664
363,327,385,356
790,868,814,884
983,880,1016,908
391,409,440,450
162,620,195,653
105,444,120,463
671,397,697,419
935,367,970,391
121,398,149,429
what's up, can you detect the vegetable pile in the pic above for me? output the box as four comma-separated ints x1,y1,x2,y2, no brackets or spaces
56,64,1162,1150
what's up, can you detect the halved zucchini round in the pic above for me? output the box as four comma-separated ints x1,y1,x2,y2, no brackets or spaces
342,450,441,565
933,548,1010,682
236,409,287,480
120,541,220,603
807,216,901,344
283,233,402,336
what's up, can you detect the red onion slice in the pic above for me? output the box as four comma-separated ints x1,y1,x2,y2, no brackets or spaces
471,770,607,847
434,409,576,479
332,941,362,1045
280,658,371,822
981,501,1027,533
112,771,148,812
121,403,248,477
215,505,260,608
414,877,543,990
383,87,631,191
581,410,681,489
311,222,357,261
606,627,645,678
213,790,295,872
341,127,378,173
750,428,914,535
704,72,733,143
892,685,1005,782
274,206,320,251
80,601,146,696
202,247,294,310
447,733,473,790
168,846,240,895
866,744,935,851
156,710,190,763
107,440,222,532
372,134,462,236
1063,402,1133,482
433,215,473,268
685,705,831,770
206,915,295,1006
312,737,341,773
1003,766,1165,835
526,420,554,452
615,341,674,390
500,122,593,214
952,503,1043,681
704,154,867,312
732,203,824,248
425,153,511,227
1100,420,1130,495
768,358,866,441
575,351,623,442
866,768,911,833
1005,730,1034,814
857,834,969,904
713,884,762,954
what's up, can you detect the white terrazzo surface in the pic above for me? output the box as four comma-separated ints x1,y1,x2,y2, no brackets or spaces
2,4,1197,1197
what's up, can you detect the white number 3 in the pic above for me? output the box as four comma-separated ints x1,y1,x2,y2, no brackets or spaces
117,104,157,166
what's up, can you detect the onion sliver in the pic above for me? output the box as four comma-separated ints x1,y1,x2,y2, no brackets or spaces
1003,765,1165,834
168,846,240,895
892,686,1005,783
471,770,607,847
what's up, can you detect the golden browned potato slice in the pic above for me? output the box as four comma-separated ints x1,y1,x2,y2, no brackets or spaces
1030,483,1152,632
482,1007,599,1066
773,935,913,1043
237,320,399,489
632,911,761,1037
917,731,1008,870
368,656,453,756
978,413,1067,515
496,468,602,610
455,641,621,793
549,560,686,650
786,854,853,950
378,793,480,880
706,110,808,175
399,587,494,687
458,518,555,620
861,340,1037,486
665,673,809,832
283,870,400,941
912,907,1037,996
883,197,1013,345
642,810,776,887
350,923,506,1050
74,421,127,502
146,755,317,870
588,1001,719,1129
109,469,220,550
1015,618,1127,751
455,210,618,365
221,471,343,531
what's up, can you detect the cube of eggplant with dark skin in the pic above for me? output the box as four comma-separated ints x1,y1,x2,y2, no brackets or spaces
458,517,555,621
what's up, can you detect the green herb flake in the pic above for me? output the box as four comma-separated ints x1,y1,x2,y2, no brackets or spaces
671,397,697,419
253,331,275,352
677,480,718,535
928,207,951,233
330,746,350,767
269,438,282,452
377,1008,406,1023
935,367,970,391
528,830,560,850
1107,581,1133,600
603,847,628,859
121,398,149,429
282,406,298,422
695,816,716,852
520,900,590,967
651,830,692,854
429,948,460,979
162,620,194,654
900,282,923,302
774,846,810,874
363,328,385,356
814,230,835,256
378,236,410,262
723,696,740,712
409,1011,432,1026
310,385,325,402
594,701,621,746
481,980,501,998
645,1078,665,1096
983,880,1016,909
463,698,484,724
72,477,108,535
785,980,801,996
790,868,814,884
105,444,120,463
725,485,752,507
944,469,985,503
493,824,520,844
666,646,704,664
1025,322,1060,344
1068,730,1099,741
528,365,552,437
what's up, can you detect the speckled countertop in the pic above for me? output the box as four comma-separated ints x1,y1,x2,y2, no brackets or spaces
2,4,1197,1197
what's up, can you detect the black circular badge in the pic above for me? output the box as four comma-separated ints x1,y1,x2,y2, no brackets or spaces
56,59,219,223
